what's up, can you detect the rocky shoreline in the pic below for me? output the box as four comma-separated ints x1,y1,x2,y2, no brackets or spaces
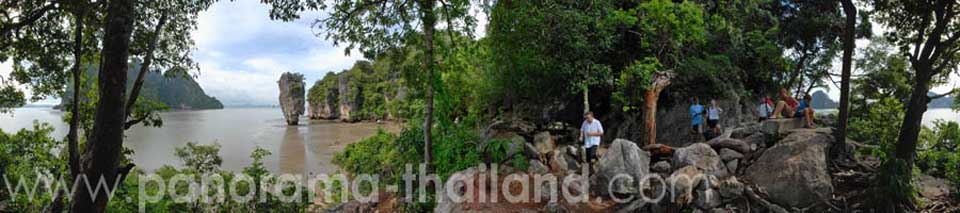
327,117,956,212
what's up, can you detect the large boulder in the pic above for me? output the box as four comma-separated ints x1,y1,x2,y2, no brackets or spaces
533,131,556,156
278,72,305,125
760,118,803,138
590,139,651,197
672,143,727,177
745,130,833,208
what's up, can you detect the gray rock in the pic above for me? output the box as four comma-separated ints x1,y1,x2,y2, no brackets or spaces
718,176,744,198
529,159,549,174
672,143,727,177
694,188,722,210
745,130,834,208
652,161,672,173
278,72,305,125
918,174,951,198
743,133,766,148
706,138,751,154
590,139,651,197
760,118,804,137
718,148,743,161
730,124,760,139
534,131,556,156
725,159,739,174
523,143,540,160
667,166,706,205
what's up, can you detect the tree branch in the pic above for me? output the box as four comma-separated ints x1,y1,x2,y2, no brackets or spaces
125,12,168,120
928,88,958,100
0,2,58,38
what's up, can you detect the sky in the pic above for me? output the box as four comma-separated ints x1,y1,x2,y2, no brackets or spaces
0,2,954,106
188,1,363,106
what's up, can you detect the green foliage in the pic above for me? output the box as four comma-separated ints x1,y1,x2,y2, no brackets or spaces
487,0,617,103
174,142,223,174
918,120,960,195
848,97,904,159
614,58,661,112
0,84,26,113
0,123,64,212
630,0,707,66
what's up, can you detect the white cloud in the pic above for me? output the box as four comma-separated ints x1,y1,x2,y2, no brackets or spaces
189,1,362,106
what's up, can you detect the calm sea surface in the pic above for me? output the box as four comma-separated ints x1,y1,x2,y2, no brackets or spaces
0,107,398,174
2,107,958,173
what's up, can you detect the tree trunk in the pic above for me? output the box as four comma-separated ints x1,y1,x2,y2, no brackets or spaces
125,13,167,121
68,8,83,184
419,0,436,171
895,66,932,170
645,72,672,145
834,0,855,160
69,0,136,211
644,91,657,145
48,9,84,213
582,85,589,113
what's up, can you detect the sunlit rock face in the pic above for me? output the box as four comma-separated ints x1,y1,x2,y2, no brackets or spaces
278,72,305,125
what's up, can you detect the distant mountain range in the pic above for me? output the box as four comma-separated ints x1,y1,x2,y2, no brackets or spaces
58,63,223,110
808,90,955,109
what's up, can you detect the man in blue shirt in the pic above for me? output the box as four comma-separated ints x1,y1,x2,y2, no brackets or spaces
689,98,705,139
794,94,816,128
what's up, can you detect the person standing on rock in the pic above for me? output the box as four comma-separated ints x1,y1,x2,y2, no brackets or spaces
707,99,723,137
771,88,799,119
580,111,603,163
689,98,706,140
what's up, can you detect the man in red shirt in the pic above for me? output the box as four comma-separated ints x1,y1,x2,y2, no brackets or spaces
771,88,799,119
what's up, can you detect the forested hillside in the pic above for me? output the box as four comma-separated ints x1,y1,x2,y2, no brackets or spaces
58,62,223,110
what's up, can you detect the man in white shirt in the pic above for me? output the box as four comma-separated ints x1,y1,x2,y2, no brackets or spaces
580,111,604,163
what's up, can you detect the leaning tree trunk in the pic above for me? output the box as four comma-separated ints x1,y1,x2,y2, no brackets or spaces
125,13,167,122
419,0,436,171
895,67,933,169
644,72,673,145
69,0,136,211
833,0,856,161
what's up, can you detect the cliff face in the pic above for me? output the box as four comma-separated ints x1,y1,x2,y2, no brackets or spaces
308,60,402,122
278,72,305,125
337,74,359,122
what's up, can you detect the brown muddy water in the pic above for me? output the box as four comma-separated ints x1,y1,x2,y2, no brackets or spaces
0,107,399,174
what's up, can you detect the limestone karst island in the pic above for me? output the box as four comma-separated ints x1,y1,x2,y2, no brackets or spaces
1,0,959,212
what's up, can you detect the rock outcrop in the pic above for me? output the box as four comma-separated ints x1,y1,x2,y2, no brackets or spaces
745,129,834,208
590,139,650,196
278,72,305,125
672,143,727,177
